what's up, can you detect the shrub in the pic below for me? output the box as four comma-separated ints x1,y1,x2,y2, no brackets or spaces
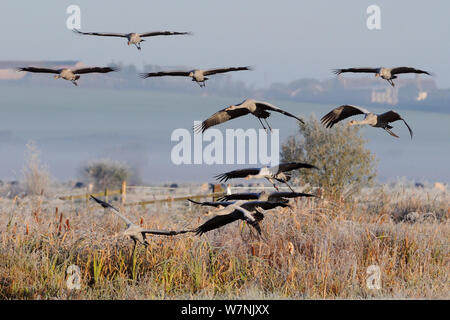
281,115,377,199
80,159,130,192
22,142,50,196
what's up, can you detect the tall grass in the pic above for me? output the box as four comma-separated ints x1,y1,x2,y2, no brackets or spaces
0,186,448,299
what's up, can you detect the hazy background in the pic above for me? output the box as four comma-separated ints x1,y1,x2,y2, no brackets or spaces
0,1,449,184
1,1,450,88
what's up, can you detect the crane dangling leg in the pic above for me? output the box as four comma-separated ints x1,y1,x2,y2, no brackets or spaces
258,118,268,132
283,181,295,192
263,118,273,132
266,177,279,191
384,127,399,138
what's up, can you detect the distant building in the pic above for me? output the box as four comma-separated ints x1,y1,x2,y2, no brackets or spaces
371,87,399,105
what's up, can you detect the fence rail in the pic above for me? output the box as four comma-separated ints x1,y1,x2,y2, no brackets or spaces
58,189,121,201
58,181,313,207
58,181,226,206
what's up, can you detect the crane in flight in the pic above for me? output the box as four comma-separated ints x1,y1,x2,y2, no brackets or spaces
321,105,413,138
73,29,191,50
215,162,318,192
17,66,117,86
140,66,251,87
194,99,304,133
90,195,186,247
333,66,430,87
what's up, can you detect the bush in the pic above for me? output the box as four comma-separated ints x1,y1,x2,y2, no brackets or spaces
22,142,50,196
80,159,130,192
281,115,377,199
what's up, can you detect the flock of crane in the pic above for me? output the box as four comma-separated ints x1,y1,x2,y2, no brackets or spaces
16,27,431,246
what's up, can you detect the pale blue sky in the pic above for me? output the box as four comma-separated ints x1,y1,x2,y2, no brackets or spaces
1,0,449,88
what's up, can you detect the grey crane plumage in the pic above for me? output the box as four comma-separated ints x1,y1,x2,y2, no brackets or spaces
17,66,117,86
333,66,430,87
194,99,305,133
140,66,251,87
321,105,413,138
90,195,186,247
73,29,191,50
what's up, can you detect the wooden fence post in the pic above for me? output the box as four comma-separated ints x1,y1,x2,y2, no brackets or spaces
121,181,127,205
213,184,223,201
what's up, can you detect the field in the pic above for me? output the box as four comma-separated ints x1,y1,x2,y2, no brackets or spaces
0,184,448,299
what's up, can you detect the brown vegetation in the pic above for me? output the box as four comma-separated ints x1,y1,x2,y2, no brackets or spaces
0,186,447,299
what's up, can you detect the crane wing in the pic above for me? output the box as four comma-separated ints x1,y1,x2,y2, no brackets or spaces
214,168,261,182
269,192,317,201
217,193,260,202
321,105,370,128
235,206,264,235
277,162,318,173
193,211,241,235
74,67,118,74
17,67,60,74
140,71,190,78
73,29,127,37
254,101,305,124
333,68,379,75
241,201,290,211
390,67,430,76
188,199,232,207
194,106,251,133
140,229,182,236
377,110,413,139
90,195,133,226
139,31,191,37
203,66,251,76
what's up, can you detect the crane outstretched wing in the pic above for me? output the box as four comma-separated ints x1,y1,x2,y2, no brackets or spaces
17,67,60,74
241,201,290,211
74,67,118,74
390,67,430,76
90,195,133,226
217,193,261,202
194,106,251,133
73,29,128,37
139,31,191,37
277,162,318,173
140,71,190,78
269,192,317,201
214,168,261,182
188,199,232,207
141,229,183,236
333,68,379,75
254,101,305,124
203,66,251,76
